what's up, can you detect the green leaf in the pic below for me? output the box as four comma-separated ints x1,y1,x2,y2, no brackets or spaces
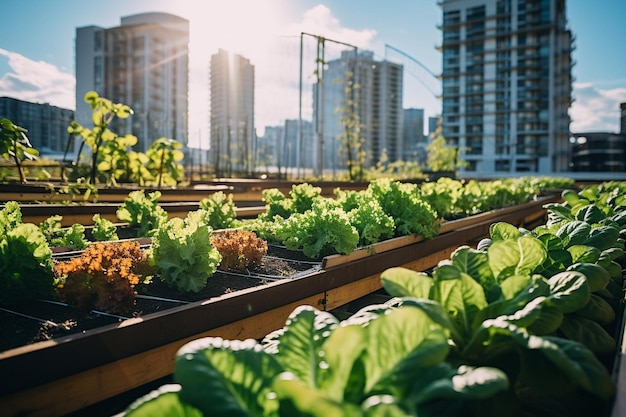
566,262,610,293
361,305,450,394
175,337,283,417
450,246,496,290
583,225,620,251
576,294,616,326
575,204,605,224
526,302,564,335
413,365,509,403
489,222,521,241
317,323,367,400
272,375,361,417
122,384,202,417
274,305,339,388
432,264,488,333
567,245,601,264
469,318,615,399
487,236,546,280
558,315,616,356
381,267,433,299
547,271,591,313
556,221,591,247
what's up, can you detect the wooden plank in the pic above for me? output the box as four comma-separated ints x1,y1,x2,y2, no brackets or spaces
0,294,325,417
325,274,383,311
322,234,423,269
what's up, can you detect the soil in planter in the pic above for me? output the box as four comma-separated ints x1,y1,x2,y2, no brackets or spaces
0,252,321,353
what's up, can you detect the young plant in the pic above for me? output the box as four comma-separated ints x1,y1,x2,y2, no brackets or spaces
67,90,134,184
0,117,39,183
197,191,238,230
149,214,222,293
39,215,88,251
54,241,153,315
210,229,267,272
0,202,55,305
116,190,169,238
273,198,359,259
146,137,185,188
367,177,441,239
91,213,119,242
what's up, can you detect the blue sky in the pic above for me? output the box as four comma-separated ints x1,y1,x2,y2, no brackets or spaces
0,0,625,148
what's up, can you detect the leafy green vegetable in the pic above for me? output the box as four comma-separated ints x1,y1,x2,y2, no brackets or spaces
274,199,359,258
197,191,238,230
0,222,55,305
367,178,440,239
347,199,395,246
116,190,168,238
91,213,119,241
39,216,88,250
149,217,221,292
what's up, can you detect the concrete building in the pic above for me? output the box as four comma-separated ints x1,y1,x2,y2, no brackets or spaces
314,50,403,175
210,49,255,176
75,12,189,154
438,0,573,176
256,120,314,178
403,108,426,161
428,116,440,138
570,102,626,173
0,97,74,159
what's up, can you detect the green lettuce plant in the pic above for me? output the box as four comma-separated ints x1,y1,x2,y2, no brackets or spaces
0,202,55,305
149,214,222,293
116,190,169,238
122,302,510,417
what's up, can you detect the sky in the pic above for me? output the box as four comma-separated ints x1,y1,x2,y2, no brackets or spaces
0,0,625,149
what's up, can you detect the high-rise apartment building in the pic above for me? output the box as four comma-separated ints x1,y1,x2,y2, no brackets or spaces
314,50,403,175
75,12,189,154
210,49,255,176
403,108,426,160
438,0,573,175
0,97,74,158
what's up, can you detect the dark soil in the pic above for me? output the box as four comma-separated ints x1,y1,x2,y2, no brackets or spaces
0,245,321,353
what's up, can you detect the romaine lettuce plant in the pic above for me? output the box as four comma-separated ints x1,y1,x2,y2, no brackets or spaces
122,303,511,417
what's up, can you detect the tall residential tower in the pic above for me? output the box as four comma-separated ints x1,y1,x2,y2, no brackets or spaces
438,0,573,175
209,49,255,176
75,12,189,154
314,50,403,175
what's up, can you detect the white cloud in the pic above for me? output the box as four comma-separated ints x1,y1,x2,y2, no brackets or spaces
570,82,626,133
292,4,377,49
0,48,75,110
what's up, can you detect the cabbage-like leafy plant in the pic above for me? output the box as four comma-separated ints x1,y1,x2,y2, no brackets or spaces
121,303,510,416
0,202,55,305
149,215,221,293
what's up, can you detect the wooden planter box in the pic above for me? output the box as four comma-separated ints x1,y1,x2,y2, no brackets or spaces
0,179,374,205
0,195,557,417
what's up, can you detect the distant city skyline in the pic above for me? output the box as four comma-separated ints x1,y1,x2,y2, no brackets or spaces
0,0,625,149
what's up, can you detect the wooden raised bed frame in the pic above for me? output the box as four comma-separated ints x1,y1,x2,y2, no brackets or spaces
0,195,557,417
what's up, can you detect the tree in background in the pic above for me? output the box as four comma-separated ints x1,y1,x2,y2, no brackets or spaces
426,121,466,173
68,91,135,184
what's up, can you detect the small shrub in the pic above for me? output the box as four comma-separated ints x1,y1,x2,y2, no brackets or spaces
210,229,268,272
54,241,153,314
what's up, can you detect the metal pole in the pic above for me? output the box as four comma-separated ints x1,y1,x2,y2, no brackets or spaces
298,33,303,179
